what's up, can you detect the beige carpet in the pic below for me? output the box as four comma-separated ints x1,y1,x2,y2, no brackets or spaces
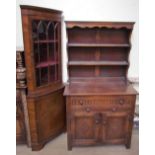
16,129,139,155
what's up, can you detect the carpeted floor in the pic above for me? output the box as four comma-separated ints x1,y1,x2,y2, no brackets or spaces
16,129,139,155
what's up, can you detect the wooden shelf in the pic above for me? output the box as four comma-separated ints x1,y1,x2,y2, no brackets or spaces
68,43,130,47
68,61,128,66
34,40,58,43
36,61,58,68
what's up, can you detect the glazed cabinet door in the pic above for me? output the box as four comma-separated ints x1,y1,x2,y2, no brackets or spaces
71,112,102,145
22,15,62,92
31,18,61,88
101,111,132,145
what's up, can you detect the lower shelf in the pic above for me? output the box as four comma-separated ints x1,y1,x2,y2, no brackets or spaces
68,61,128,66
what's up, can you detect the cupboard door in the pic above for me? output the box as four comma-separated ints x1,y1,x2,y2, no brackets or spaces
71,112,102,145
102,111,132,144
31,19,61,87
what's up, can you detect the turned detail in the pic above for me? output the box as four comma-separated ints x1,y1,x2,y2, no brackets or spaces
16,51,26,88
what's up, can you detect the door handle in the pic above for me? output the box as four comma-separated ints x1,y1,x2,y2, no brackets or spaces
94,113,102,124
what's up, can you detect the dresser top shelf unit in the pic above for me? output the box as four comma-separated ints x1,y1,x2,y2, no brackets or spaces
64,21,137,151
66,21,134,83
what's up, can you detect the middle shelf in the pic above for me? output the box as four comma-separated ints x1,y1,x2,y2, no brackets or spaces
67,43,130,47
36,61,58,68
68,61,128,66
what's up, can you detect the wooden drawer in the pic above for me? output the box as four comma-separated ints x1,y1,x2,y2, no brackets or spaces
70,95,136,113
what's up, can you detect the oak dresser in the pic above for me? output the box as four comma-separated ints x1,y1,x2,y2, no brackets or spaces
64,21,138,150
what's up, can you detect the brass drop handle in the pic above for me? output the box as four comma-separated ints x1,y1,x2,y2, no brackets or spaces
102,121,107,125
119,99,124,105
112,107,117,112
79,100,83,105
85,107,91,112
95,120,100,124
95,113,102,124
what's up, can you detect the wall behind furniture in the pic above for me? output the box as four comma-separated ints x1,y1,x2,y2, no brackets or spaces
16,0,139,83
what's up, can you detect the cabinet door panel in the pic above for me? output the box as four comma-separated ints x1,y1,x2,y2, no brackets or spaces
71,112,101,145
35,89,65,142
31,19,61,87
103,111,131,144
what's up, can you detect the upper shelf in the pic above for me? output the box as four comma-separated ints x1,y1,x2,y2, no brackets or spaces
68,43,130,48
66,21,135,30
68,61,128,66
36,61,58,68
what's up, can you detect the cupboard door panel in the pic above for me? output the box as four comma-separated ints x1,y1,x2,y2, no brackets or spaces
103,112,131,144
35,89,65,142
71,112,101,145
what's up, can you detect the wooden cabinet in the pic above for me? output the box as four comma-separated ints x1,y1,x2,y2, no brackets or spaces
64,22,138,150
20,6,65,151
71,110,132,145
65,95,136,150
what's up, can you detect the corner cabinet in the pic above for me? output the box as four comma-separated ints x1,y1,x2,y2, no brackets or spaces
20,6,65,151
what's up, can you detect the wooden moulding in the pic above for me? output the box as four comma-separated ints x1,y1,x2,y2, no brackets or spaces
65,21,135,29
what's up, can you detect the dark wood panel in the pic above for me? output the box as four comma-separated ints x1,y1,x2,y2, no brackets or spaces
68,47,129,62
100,66,127,77
36,89,66,142
69,66,95,78
100,48,129,61
69,66,127,78
67,28,130,44
68,47,96,61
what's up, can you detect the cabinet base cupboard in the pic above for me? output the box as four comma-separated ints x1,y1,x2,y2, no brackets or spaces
64,22,138,150
20,6,66,151
64,83,137,150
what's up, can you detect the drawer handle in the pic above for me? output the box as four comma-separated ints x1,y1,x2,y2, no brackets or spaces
103,121,106,125
85,107,91,112
79,100,83,105
119,99,124,105
95,120,99,124
112,107,117,112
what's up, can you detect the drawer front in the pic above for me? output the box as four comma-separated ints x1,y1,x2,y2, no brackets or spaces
70,96,136,113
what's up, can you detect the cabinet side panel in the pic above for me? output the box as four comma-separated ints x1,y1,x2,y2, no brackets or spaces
21,14,36,91
36,88,65,142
